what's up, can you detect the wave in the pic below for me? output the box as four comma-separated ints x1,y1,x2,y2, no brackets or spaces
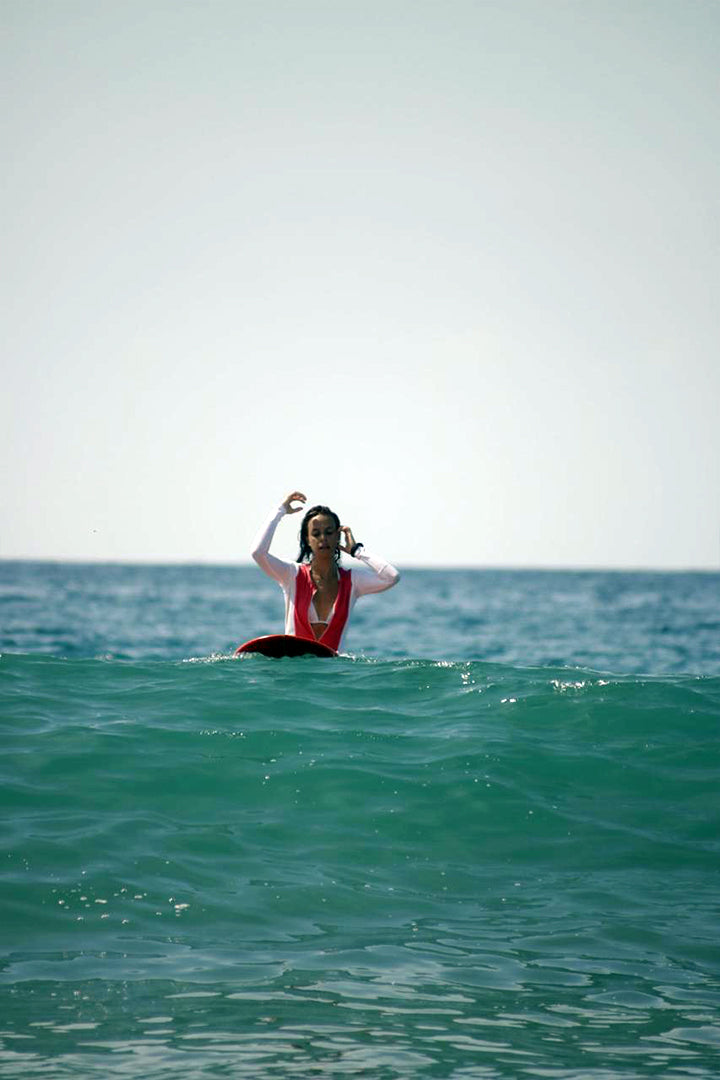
2,651,720,1077
3,652,718,878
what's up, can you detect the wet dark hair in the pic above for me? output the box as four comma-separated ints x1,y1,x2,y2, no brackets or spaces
297,505,341,563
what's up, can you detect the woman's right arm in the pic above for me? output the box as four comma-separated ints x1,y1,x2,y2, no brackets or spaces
251,492,306,586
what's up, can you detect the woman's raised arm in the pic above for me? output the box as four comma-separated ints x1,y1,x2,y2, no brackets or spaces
251,494,305,585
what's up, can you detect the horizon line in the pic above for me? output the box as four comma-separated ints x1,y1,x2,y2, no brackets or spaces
1,556,718,575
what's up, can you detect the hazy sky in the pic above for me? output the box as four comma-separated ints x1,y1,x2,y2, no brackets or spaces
2,0,718,568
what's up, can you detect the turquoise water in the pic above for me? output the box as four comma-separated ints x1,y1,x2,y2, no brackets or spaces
1,563,719,1077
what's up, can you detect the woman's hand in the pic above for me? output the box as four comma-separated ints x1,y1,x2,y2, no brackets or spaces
339,525,356,553
282,491,307,514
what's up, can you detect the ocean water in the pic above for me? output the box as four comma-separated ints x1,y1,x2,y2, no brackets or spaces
1,561,719,1079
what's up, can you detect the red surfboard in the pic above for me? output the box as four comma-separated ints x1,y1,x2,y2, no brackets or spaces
235,634,337,658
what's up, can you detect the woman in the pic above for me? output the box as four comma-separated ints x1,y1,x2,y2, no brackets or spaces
251,491,400,651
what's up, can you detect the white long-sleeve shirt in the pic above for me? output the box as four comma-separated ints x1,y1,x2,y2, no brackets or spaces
251,505,400,650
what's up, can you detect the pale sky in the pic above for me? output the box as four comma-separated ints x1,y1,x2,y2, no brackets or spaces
2,0,718,568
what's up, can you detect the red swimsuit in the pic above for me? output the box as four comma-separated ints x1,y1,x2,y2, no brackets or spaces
293,564,352,651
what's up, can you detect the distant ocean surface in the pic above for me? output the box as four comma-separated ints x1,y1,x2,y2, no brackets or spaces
1,561,719,1079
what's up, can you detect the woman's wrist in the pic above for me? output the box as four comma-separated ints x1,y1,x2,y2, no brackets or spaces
350,542,364,557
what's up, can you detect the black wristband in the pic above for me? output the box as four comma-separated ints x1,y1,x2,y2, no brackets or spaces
350,542,364,557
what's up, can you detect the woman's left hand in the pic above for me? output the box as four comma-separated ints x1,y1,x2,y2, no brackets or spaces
339,526,355,554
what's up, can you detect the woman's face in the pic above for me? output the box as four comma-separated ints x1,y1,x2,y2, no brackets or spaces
307,514,340,558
